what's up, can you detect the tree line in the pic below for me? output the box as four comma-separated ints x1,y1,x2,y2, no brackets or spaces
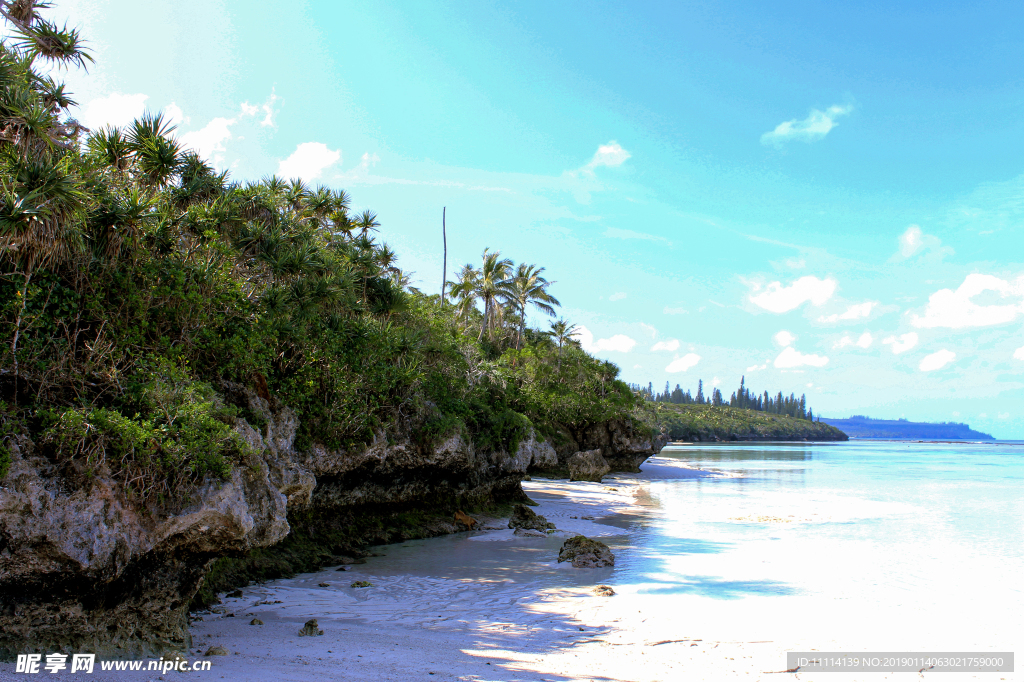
0,0,650,491
631,376,817,421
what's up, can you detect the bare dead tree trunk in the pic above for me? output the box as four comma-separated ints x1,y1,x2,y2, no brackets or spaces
440,207,447,305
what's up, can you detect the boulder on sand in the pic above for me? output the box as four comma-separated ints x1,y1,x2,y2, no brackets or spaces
567,449,611,482
508,504,555,532
557,535,615,568
298,619,324,636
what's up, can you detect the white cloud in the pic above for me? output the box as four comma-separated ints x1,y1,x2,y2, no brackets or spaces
603,227,670,245
340,152,382,182
665,353,701,373
259,89,279,128
651,339,680,352
278,142,342,181
882,332,919,354
760,104,853,147
639,323,657,338
774,347,829,368
1013,346,1024,360
663,306,688,315
181,117,236,165
163,102,188,129
609,292,627,301
911,274,1024,329
919,349,956,371
999,412,1010,419
746,362,769,372
749,276,837,313
835,332,873,349
574,326,636,353
896,225,953,259
818,301,877,323
178,95,275,168
78,92,148,130
712,377,721,387
586,141,630,170
774,330,796,347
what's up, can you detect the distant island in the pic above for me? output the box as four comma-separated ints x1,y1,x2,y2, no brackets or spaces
653,404,848,442
819,416,994,440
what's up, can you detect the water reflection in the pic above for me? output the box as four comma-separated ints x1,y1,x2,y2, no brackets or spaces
661,444,814,462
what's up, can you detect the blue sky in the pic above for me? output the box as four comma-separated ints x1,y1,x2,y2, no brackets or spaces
46,0,1024,436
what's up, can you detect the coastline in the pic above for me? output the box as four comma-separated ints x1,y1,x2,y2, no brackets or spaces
5,448,1017,682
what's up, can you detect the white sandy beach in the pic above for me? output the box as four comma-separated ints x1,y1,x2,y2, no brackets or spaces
4,452,1018,682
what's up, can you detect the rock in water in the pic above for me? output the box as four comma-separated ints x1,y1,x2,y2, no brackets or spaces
250,618,263,625
508,504,555,531
567,449,611,482
298,619,324,636
204,646,229,656
226,589,243,598
593,585,616,596
513,528,546,537
350,581,372,588
453,509,477,530
318,582,330,587
557,535,615,568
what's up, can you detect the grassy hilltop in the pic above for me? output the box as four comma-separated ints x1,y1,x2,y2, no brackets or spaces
651,403,848,442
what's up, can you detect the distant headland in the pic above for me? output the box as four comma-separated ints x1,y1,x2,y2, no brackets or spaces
819,416,995,440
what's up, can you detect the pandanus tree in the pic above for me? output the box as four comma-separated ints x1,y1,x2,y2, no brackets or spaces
0,1,93,387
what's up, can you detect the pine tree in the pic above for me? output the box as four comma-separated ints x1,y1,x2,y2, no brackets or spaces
696,380,704,405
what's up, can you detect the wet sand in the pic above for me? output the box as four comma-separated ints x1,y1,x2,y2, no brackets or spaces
5,453,1018,681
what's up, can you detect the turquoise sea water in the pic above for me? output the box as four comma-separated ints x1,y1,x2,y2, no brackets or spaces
630,441,1024,599
608,440,1024,653
320,440,1023,655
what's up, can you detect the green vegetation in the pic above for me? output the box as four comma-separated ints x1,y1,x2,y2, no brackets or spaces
638,375,819,421
650,403,847,442
0,4,647,502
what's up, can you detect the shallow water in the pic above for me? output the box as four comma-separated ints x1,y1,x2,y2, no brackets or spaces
615,441,1024,648
172,441,1023,681
346,440,1024,648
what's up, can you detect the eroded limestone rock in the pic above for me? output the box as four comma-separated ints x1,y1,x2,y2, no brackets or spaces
513,528,546,537
567,449,611,482
298,619,323,637
557,535,615,568
508,504,555,532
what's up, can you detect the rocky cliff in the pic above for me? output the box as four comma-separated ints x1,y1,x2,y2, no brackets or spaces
0,385,665,658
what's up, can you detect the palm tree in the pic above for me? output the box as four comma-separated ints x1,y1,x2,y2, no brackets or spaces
510,263,559,350
447,264,479,325
546,319,579,371
474,249,514,341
